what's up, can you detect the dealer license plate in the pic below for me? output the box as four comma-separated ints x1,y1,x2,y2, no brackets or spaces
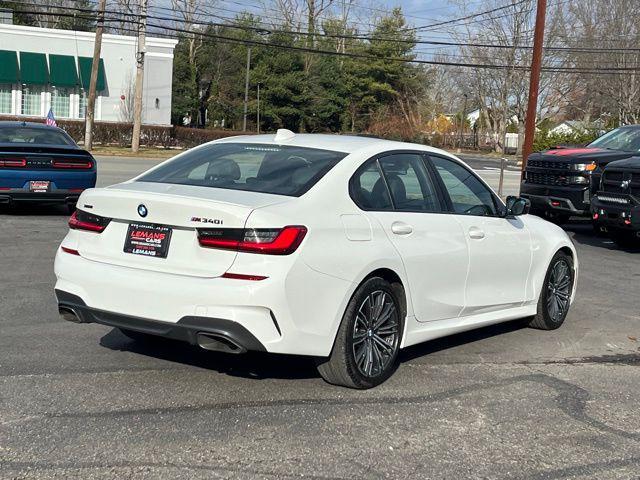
123,223,172,258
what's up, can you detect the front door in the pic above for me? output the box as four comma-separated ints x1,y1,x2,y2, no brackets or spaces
429,155,532,316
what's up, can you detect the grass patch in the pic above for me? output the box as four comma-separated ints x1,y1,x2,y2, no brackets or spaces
89,146,184,159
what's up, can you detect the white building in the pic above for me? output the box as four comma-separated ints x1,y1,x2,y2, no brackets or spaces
0,23,177,125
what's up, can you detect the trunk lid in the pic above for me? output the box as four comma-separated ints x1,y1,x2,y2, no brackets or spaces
74,181,291,277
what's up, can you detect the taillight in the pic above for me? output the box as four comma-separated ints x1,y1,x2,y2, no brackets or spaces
0,158,26,168
68,210,111,233
52,159,93,169
198,226,307,255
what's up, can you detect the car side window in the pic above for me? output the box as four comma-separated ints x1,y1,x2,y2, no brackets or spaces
378,154,441,212
350,161,393,210
430,156,498,216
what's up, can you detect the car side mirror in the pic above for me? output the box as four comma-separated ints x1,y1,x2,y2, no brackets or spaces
505,196,530,217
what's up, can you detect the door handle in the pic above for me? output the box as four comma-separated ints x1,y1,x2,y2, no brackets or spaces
468,227,485,239
391,222,413,235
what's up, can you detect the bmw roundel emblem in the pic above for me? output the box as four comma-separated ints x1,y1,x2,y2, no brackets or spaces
137,204,148,217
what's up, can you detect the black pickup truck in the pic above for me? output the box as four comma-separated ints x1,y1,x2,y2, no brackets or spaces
591,157,640,247
520,125,640,224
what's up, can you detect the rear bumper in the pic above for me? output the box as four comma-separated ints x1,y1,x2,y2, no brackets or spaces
591,194,640,231
54,244,352,357
0,190,82,204
520,183,590,216
56,289,266,353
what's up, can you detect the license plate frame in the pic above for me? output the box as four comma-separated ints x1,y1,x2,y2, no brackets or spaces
123,222,172,258
29,180,50,193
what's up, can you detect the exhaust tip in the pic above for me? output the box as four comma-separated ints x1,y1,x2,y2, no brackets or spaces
58,306,84,323
196,332,247,354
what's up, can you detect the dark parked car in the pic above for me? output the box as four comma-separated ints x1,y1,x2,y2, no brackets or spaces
591,156,640,247
520,125,640,224
0,121,96,211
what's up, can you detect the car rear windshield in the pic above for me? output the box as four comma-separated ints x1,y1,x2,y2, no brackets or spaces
137,143,347,196
0,127,75,146
589,127,640,152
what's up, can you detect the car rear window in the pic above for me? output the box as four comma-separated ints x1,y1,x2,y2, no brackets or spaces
0,127,75,145
137,143,347,197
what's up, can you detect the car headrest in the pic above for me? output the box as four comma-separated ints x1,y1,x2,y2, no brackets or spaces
207,158,241,181
258,155,309,178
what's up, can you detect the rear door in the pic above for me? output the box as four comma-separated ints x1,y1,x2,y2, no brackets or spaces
353,152,469,322
428,155,532,315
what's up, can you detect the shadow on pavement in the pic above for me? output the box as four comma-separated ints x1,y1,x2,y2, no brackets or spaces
563,219,640,253
99,328,321,381
100,318,531,382
400,319,527,363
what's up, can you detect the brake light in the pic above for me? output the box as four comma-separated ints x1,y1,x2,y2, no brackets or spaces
61,246,80,256
0,158,26,168
198,226,307,255
52,159,93,169
68,210,111,233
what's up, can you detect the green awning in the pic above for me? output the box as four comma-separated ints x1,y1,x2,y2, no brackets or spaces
78,57,106,92
0,50,19,83
49,54,78,87
19,52,48,85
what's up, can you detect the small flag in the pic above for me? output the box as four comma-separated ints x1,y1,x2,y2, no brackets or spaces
46,108,57,127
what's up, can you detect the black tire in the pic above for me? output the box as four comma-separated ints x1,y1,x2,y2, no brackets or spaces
528,251,575,330
609,229,637,248
67,203,77,215
316,277,404,389
119,328,153,343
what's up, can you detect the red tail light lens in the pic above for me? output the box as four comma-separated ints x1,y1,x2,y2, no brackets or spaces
198,226,307,255
61,246,80,256
68,210,111,233
221,272,268,281
0,158,26,168
53,159,93,169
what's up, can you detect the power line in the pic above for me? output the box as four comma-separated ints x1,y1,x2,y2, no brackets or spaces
12,6,640,76
12,1,640,56
407,0,530,32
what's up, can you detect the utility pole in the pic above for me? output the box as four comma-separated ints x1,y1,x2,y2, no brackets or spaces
457,93,468,153
242,47,251,132
521,0,547,171
84,0,106,151
131,0,148,153
256,83,261,134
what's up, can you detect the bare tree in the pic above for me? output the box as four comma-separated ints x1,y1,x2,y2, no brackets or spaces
107,0,137,35
562,0,640,126
444,0,574,153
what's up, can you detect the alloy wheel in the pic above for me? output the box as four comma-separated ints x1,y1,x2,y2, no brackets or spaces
546,258,572,322
352,290,399,377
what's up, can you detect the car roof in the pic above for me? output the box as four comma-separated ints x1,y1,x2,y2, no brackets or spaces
213,131,450,157
0,121,63,131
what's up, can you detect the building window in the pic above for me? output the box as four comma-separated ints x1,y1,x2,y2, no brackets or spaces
21,85,43,116
0,84,11,114
51,87,71,118
78,89,87,118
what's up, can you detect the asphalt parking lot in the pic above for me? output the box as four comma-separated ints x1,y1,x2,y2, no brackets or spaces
1,155,639,479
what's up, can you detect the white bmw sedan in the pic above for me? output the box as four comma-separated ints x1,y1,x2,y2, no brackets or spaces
55,130,577,389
